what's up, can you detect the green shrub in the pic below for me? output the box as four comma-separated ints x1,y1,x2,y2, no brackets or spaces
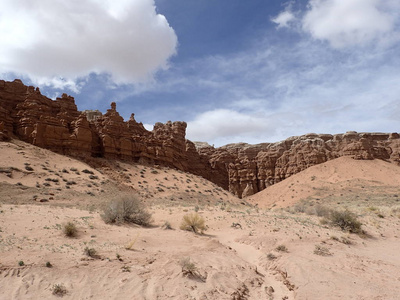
328,209,362,234
180,213,206,234
101,195,152,226
63,222,78,237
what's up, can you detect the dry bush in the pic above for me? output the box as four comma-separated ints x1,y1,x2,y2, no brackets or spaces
84,247,97,258
328,209,362,234
180,213,206,234
52,283,67,296
180,257,197,275
314,245,332,256
314,204,331,217
275,245,288,252
180,257,206,281
101,195,152,226
63,222,78,237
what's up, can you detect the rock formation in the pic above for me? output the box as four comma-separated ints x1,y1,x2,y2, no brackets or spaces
196,132,400,198
0,79,201,171
1,79,400,198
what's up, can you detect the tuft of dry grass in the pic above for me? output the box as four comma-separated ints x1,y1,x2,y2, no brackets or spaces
180,213,206,234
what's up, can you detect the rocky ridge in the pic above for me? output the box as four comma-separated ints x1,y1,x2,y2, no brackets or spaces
1,79,400,198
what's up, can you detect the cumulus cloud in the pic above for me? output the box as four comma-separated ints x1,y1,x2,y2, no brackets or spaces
0,0,177,91
302,0,395,48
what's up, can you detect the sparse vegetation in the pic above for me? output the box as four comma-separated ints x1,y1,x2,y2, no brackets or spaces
180,213,206,234
63,222,78,237
125,234,140,250
84,247,97,258
121,265,131,272
52,284,67,296
18,260,24,266
275,245,288,252
46,261,53,268
180,257,197,275
326,209,363,234
101,196,152,226
314,245,332,256
162,221,173,230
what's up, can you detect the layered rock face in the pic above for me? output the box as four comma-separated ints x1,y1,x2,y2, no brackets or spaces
198,132,400,198
1,79,400,198
0,79,200,171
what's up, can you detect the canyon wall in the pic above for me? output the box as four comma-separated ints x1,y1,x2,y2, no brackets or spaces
0,79,201,172
1,79,400,198
198,132,400,198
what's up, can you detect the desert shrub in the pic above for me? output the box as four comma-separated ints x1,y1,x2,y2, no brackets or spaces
82,169,94,174
275,245,288,252
101,196,152,226
180,257,197,275
52,284,67,296
84,247,97,258
18,260,24,266
314,205,331,217
63,222,78,237
46,261,53,268
267,253,277,260
314,245,332,256
328,209,362,234
180,213,206,234
292,201,308,213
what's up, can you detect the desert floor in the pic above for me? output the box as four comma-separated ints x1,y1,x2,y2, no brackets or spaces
1,140,400,299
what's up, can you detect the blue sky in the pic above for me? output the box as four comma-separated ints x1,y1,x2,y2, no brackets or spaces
1,0,400,146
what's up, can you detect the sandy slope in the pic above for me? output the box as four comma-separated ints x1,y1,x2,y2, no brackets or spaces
247,156,400,209
1,140,400,299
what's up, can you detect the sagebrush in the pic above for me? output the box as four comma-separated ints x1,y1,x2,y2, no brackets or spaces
101,196,152,226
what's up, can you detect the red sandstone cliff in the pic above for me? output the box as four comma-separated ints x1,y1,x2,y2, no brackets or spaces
197,132,400,198
1,79,400,198
0,79,199,172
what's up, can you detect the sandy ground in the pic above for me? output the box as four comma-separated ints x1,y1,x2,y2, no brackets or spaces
1,140,400,299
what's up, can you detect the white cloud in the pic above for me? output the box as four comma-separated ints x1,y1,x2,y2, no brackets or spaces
187,109,274,145
0,0,177,90
271,10,296,28
177,34,400,146
302,0,396,48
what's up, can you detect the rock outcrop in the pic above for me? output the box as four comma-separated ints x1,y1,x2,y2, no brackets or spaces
0,79,201,171
1,79,400,198
196,132,400,198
